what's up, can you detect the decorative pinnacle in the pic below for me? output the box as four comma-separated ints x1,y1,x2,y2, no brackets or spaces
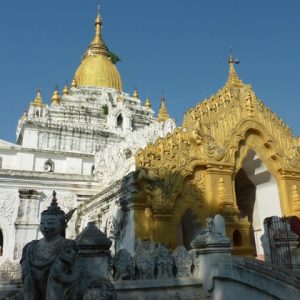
32,88,43,107
71,78,78,88
133,89,139,99
51,191,58,207
157,95,170,122
145,98,151,109
51,87,61,105
63,81,69,95
227,48,243,88
84,4,109,58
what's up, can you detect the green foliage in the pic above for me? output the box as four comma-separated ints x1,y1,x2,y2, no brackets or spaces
102,104,109,115
108,51,121,64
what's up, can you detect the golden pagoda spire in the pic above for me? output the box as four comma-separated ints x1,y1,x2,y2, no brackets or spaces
51,88,61,105
157,95,170,122
63,83,69,95
133,89,139,99
145,98,151,109
73,6,122,91
32,89,43,107
71,78,78,88
21,111,28,120
227,48,243,88
86,5,109,58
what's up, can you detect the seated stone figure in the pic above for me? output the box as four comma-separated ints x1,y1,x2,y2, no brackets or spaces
20,191,116,300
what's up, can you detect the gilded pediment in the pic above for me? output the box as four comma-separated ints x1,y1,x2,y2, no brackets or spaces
136,63,300,174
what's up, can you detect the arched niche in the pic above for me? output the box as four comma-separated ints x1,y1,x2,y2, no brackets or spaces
91,164,95,175
233,229,243,247
235,149,282,258
176,208,202,250
117,114,123,129
0,229,3,256
44,158,55,172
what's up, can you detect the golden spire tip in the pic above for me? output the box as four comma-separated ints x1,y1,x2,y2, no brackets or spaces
157,94,170,122
227,48,243,87
229,47,234,64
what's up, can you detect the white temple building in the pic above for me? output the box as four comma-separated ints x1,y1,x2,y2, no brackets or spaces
0,9,175,261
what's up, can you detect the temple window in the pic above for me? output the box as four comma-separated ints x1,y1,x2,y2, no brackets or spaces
91,165,95,174
117,114,123,129
0,156,2,169
44,159,55,172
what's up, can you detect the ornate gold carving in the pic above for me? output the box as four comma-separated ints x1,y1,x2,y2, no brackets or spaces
217,177,238,216
133,57,300,249
136,168,182,209
182,171,205,206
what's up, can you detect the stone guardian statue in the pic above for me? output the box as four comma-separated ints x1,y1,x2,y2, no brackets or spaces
20,191,116,300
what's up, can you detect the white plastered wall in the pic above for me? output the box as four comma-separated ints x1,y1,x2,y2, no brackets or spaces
242,150,282,256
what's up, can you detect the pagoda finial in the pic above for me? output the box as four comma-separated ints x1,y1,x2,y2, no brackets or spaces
157,95,171,122
71,78,78,88
82,4,109,59
63,81,69,95
145,98,151,109
97,2,101,16
133,89,139,99
32,88,43,107
51,87,61,105
227,48,243,88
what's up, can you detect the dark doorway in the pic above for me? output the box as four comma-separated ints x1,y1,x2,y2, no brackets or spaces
176,208,202,250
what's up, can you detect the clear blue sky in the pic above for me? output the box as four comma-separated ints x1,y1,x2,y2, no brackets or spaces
0,0,299,142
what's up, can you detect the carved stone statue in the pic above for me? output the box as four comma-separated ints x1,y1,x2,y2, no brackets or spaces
20,191,116,300
154,244,174,279
113,249,134,280
172,246,192,278
191,214,231,249
134,240,155,280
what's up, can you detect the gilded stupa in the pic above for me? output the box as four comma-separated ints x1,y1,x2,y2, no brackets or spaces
73,7,122,91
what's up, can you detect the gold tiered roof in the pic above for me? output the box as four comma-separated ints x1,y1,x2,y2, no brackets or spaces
73,8,122,91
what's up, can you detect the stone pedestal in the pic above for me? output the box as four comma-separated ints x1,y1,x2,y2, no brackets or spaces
190,214,232,281
77,222,112,279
